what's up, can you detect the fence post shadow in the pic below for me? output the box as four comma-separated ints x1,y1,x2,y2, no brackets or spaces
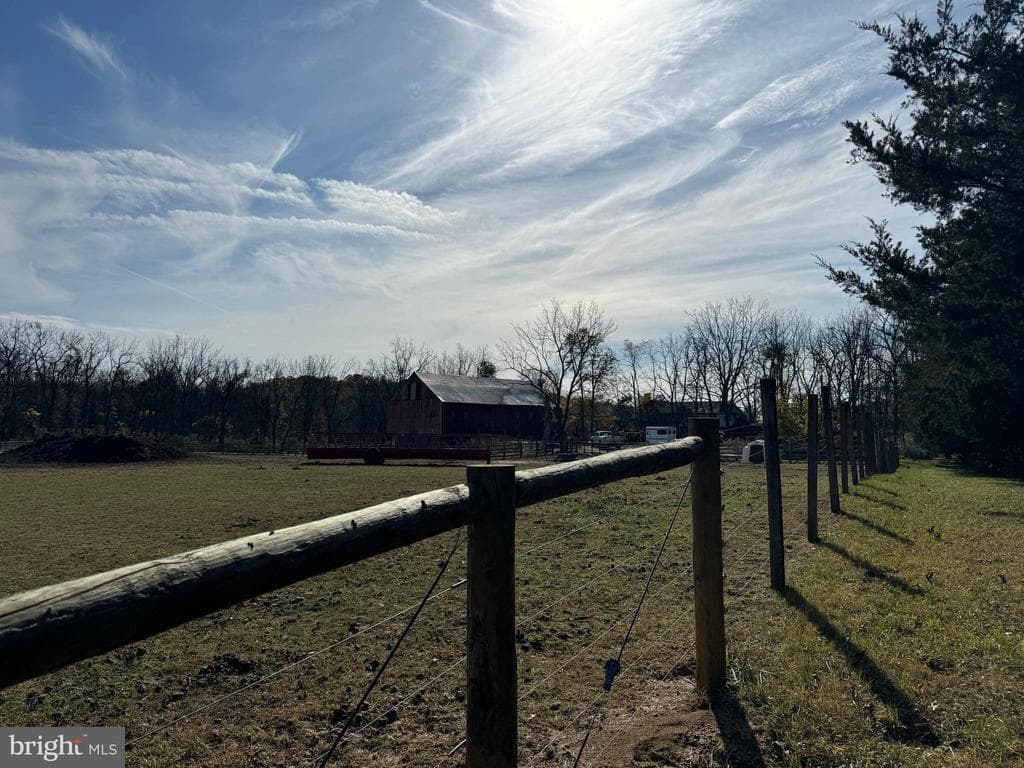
857,479,900,496
782,586,940,747
851,488,907,512
836,509,913,545
710,687,768,768
817,539,926,596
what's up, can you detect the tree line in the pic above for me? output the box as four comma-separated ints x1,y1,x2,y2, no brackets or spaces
821,0,1024,473
0,297,908,455
0,325,493,452
498,297,908,451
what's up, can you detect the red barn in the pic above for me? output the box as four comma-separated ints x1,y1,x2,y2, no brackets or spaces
387,372,547,438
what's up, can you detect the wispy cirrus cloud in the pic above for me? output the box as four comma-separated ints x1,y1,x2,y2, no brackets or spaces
0,311,176,339
3,1,938,360
0,136,459,308
43,16,129,82
283,0,379,30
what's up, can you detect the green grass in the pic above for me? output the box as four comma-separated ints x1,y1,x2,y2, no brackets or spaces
0,456,1020,766
730,461,1024,767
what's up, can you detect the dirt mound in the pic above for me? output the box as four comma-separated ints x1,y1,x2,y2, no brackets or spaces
5,434,189,464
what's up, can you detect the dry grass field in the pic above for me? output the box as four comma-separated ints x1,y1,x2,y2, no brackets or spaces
1,455,1021,767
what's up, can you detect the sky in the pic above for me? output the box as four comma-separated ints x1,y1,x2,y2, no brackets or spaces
0,0,937,361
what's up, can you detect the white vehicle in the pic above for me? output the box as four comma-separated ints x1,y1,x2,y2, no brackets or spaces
590,430,623,447
645,426,677,444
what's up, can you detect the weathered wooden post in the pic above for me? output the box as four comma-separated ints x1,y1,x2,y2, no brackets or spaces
821,385,840,514
760,379,785,591
864,405,877,475
465,464,517,768
859,407,868,479
689,417,726,693
839,401,850,494
861,406,872,477
850,404,860,486
806,393,819,543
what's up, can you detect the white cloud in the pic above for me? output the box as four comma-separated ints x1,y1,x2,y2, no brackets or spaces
5,1,939,361
0,137,460,326
315,179,460,228
44,16,129,82
375,0,734,191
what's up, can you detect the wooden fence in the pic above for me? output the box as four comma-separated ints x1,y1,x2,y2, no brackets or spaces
759,378,900,593
0,418,725,768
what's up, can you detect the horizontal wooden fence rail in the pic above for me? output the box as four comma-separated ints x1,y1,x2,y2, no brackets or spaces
0,437,705,691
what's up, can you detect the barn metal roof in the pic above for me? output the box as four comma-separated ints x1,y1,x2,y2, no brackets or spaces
414,372,545,407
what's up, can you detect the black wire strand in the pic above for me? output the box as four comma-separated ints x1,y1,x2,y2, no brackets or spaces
316,530,463,768
614,469,693,670
131,578,470,752
568,469,693,768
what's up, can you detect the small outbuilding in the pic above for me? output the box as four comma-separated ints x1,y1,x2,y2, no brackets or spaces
742,440,766,464
387,372,547,438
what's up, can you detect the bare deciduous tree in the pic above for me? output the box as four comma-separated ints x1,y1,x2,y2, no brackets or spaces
687,296,767,426
499,299,616,450
619,339,653,428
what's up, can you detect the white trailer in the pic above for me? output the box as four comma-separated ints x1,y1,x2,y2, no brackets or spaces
645,426,677,444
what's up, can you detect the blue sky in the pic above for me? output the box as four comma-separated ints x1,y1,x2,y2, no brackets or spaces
0,0,934,360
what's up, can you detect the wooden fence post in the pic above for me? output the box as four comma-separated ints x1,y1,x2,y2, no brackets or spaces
806,393,818,543
821,385,840,514
859,407,868,479
839,401,850,494
865,406,877,475
861,406,871,477
466,465,517,768
689,417,726,693
760,379,785,591
850,404,860,486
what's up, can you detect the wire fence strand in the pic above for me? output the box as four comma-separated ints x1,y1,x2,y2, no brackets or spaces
129,546,469,749
521,606,698,768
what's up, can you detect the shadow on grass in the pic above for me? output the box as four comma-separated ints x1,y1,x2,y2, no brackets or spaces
852,489,907,511
935,459,1024,484
818,540,926,596
857,480,900,496
711,687,767,768
837,509,913,545
784,587,940,746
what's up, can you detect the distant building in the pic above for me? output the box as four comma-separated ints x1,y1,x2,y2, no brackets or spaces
683,400,749,428
387,372,547,438
643,399,750,430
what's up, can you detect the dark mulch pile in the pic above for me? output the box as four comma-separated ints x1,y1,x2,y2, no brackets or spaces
4,434,189,463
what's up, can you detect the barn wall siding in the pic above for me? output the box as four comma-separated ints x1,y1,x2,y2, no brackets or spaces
386,396,443,434
439,403,545,438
